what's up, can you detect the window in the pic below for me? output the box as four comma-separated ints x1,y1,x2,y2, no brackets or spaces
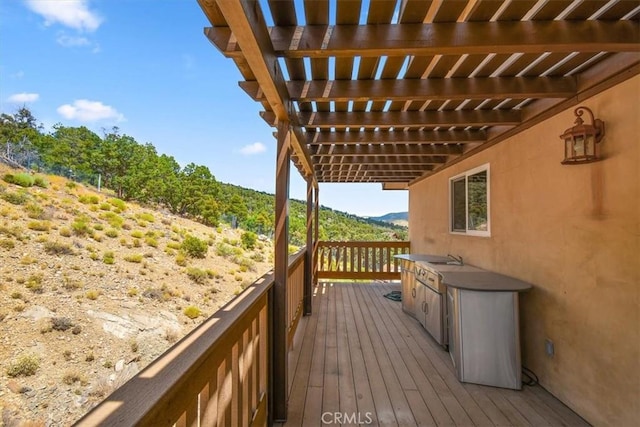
450,164,490,236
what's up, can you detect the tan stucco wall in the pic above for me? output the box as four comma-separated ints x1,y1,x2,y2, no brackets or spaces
409,75,640,426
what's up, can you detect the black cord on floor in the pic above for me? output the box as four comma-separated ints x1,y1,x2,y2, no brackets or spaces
522,366,539,386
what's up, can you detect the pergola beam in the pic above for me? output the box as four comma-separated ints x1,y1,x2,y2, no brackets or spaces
315,164,434,172
207,21,640,59
306,129,487,145
314,156,448,165
298,110,521,128
310,144,462,157
240,76,577,103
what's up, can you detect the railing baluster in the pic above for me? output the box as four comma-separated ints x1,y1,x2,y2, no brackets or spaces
316,241,410,280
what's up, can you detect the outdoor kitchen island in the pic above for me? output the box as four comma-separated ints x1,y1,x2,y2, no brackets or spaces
396,254,532,390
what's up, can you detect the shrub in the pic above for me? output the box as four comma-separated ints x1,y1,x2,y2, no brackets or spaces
27,221,50,232
103,251,115,264
25,274,44,293
99,203,111,211
175,252,187,266
144,236,158,247
127,288,138,297
7,354,39,377
59,227,72,237
166,241,181,250
5,173,35,187
79,195,99,204
142,288,159,300
34,175,49,188
1,191,29,205
105,229,118,238
85,289,100,300
65,181,77,189
63,371,86,385
20,255,36,265
25,203,44,219
102,212,125,229
182,235,208,258
241,231,257,250
108,198,127,211
233,255,256,272
124,254,143,263
63,276,82,290
183,306,201,319
44,241,74,255
93,223,104,231
71,216,92,236
0,239,15,250
131,230,144,239
186,267,208,284
137,212,155,222
51,317,74,331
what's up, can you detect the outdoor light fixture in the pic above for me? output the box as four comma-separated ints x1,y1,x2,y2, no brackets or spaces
559,106,605,164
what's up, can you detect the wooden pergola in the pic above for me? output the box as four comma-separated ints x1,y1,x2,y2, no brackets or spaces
200,0,638,188
197,0,639,423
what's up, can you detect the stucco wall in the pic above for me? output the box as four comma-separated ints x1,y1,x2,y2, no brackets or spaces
408,75,639,426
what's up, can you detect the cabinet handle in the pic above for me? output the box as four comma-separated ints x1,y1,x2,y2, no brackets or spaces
425,302,429,314
411,288,416,298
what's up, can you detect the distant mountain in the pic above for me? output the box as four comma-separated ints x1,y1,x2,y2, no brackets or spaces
368,212,408,227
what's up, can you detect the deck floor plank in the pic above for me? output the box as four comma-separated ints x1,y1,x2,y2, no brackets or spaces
353,284,418,425
278,282,588,427
345,285,398,425
282,291,321,426
322,283,341,418
340,285,380,426
335,285,359,426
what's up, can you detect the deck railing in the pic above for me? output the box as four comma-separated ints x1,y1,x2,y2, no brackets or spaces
287,250,305,347
75,249,307,427
317,241,411,280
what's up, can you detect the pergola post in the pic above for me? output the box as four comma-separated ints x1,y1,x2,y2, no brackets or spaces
272,119,290,422
313,186,319,287
304,179,314,315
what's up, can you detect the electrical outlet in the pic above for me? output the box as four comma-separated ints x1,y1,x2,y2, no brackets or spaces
545,339,554,357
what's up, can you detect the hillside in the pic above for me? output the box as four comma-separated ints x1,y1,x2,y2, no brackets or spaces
0,164,274,425
0,108,407,245
369,211,409,227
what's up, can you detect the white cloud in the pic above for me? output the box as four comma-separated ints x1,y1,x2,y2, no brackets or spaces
240,142,267,155
25,0,102,32
57,99,124,122
56,34,90,47
8,93,39,103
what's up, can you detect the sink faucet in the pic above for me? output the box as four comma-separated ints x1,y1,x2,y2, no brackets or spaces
447,254,464,266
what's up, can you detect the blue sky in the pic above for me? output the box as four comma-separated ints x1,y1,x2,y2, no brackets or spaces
0,0,408,217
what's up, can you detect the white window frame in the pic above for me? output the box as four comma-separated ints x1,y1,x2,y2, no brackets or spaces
449,163,490,237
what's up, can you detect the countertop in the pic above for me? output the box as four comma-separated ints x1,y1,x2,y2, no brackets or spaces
395,254,533,292
394,254,452,264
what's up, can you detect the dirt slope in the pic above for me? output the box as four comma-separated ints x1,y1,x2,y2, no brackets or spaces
0,165,273,426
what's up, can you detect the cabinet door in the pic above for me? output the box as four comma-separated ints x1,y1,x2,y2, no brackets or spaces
423,286,443,344
414,283,426,327
401,270,416,316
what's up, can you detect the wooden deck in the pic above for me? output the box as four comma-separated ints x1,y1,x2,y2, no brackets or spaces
278,281,588,427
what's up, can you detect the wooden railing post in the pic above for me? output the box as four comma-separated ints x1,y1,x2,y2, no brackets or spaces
313,186,319,287
272,119,290,422
304,179,314,316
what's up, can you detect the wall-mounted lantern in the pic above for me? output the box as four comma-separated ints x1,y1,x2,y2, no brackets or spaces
559,106,605,164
